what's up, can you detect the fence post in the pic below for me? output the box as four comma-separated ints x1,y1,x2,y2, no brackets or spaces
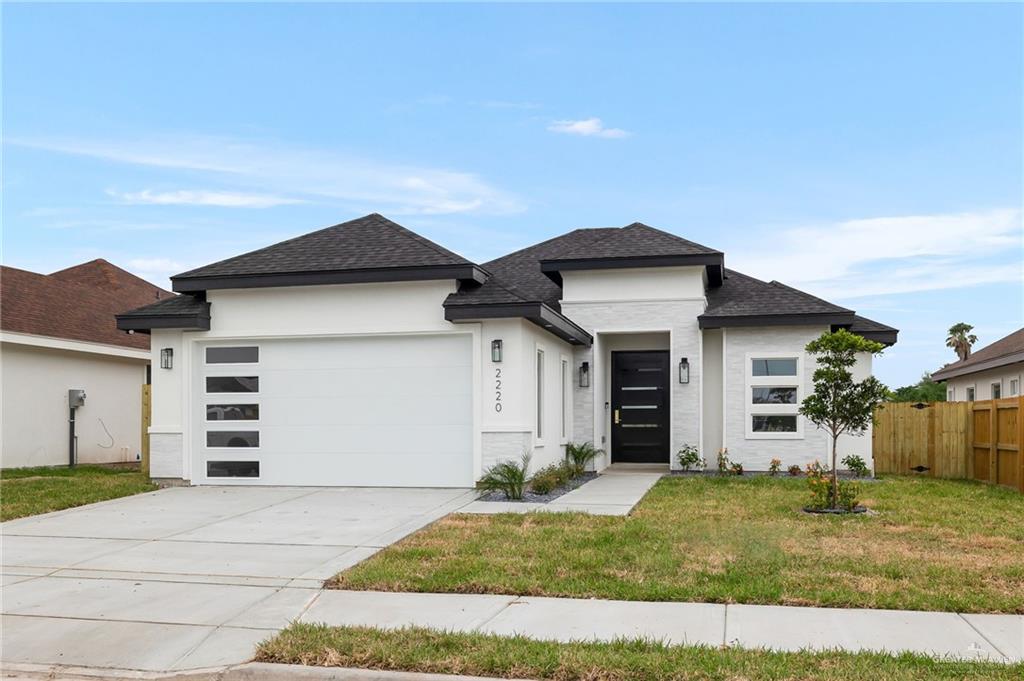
141,384,151,478
1018,396,1024,494
927,405,937,477
988,401,998,486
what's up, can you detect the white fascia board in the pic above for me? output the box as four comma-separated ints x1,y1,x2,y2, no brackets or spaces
0,331,151,361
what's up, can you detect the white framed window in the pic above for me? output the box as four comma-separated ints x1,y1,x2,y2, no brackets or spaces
991,382,1001,399
947,386,954,401
560,358,569,439
536,349,545,439
1010,378,1019,397
745,353,803,439
966,386,976,402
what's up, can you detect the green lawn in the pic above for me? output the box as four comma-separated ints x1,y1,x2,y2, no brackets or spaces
332,475,1024,614
0,465,157,521
257,624,1022,681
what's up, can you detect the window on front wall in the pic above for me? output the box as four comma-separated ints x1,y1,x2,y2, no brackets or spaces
947,387,955,401
536,349,544,439
561,359,568,439
966,386,975,401
1010,379,1019,397
751,358,798,377
992,382,1001,399
746,355,801,439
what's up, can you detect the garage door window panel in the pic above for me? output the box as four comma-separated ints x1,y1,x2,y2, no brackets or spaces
206,346,260,364
206,404,260,421
207,461,260,478
206,376,259,393
206,430,260,448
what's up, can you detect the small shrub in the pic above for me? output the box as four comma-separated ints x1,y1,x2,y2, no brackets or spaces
768,458,782,476
729,462,744,476
565,442,603,476
479,453,530,500
716,448,732,475
841,454,870,478
676,444,704,471
528,465,560,495
787,464,802,477
806,462,860,511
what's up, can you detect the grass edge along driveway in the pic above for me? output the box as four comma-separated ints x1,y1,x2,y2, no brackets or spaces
257,624,1023,681
331,475,1024,614
1,465,156,521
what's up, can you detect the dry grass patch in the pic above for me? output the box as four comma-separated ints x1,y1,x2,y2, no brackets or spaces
333,476,1024,613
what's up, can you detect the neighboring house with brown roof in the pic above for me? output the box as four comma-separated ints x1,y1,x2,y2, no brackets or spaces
118,214,897,486
931,328,1024,401
1,259,171,468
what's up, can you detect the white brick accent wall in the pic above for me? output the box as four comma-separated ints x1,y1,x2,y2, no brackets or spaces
150,431,184,480
561,299,704,470
481,431,533,472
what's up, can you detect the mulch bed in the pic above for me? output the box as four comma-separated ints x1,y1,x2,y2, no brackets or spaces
477,472,599,503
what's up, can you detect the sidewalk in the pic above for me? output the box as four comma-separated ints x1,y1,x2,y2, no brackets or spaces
459,465,665,516
300,590,1024,664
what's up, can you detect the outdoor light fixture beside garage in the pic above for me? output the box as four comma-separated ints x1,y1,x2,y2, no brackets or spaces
160,348,173,370
579,361,590,388
679,357,689,384
491,339,502,362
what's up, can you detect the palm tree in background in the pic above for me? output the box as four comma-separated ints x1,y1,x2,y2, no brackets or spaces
946,322,978,362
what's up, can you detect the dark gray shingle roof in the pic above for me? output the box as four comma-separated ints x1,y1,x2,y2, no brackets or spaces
702,269,853,319
445,228,618,310
174,213,473,281
117,294,210,318
544,222,720,262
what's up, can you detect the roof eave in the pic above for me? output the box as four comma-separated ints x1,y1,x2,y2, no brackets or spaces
116,312,211,333
444,301,593,346
172,264,488,293
931,351,1024,382
539,254,724,287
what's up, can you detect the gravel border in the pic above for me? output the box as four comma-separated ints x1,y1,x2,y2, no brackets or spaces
477,472,599,504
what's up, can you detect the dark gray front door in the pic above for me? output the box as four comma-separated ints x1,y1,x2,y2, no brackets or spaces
610,350,670,463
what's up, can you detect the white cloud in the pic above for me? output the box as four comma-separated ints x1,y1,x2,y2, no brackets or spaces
10,135,524,216
108,189,305,208
547,118,631,139
729,208,1022,299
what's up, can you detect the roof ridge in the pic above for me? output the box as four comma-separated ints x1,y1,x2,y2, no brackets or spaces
622,222,722,253
484,228,617,266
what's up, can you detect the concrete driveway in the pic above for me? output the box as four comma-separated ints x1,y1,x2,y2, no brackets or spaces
1,485,476,672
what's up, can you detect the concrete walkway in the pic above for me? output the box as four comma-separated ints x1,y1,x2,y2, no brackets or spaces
300,590,1024,664
459,465,665,515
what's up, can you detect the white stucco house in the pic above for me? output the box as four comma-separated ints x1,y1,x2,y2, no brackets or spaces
932,328,1024,401
117,214,898,486
2,259,170,468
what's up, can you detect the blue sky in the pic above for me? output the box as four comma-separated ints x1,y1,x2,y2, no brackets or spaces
3,2,1022,388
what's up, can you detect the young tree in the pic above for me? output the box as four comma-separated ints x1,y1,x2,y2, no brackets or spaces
945,322,977,362
800,329,888,508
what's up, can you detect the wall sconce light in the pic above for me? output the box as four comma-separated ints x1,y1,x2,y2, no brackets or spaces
678,357,689,384
579,361,590,388
160,348,174,370
491,339,503,363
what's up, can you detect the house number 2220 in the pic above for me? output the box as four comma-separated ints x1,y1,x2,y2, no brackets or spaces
494,368,502,412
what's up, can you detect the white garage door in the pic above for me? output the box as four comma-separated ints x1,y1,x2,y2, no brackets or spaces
194,334,473,487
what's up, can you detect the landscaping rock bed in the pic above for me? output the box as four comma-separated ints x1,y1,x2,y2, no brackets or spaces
803,505,869,515
477,472,598,503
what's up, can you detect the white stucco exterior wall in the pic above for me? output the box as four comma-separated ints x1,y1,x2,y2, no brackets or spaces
943,363,1023,401
1,340,147,468
147,280,475,482
701,328,724,460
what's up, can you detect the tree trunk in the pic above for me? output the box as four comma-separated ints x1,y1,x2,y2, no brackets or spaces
831,434,839,509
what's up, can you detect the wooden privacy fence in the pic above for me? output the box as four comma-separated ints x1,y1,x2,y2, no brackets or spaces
872,397,1023,492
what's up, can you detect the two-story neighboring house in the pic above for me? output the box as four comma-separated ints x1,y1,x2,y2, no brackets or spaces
117,214,897,486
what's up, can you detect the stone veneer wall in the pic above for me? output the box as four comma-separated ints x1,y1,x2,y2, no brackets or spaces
481,431,533,472
149,431,184,480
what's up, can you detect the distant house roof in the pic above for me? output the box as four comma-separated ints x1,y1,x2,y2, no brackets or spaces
1,259,171,350
171,213,486,293
931,328,1024,381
